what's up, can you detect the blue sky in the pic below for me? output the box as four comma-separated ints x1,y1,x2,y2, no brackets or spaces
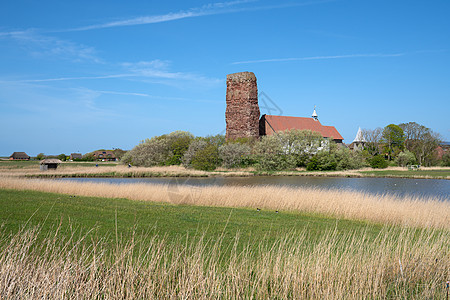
1,0,449,156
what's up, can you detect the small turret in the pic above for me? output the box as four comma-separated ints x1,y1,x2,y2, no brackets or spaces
312,105,318,121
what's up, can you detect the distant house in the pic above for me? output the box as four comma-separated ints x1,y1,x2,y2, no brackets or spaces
9,152,30,160
436,141,450,160
70,153,83,160
92,150,116,161
259,114,344,143
40,158,62,170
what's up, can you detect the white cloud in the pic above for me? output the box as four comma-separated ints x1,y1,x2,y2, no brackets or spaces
2,59,221,86
0,30,100,62
69,0,256,31
67,0,333,31
232,53,407,64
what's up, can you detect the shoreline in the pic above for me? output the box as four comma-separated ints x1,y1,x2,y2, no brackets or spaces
20,169,450,180
1,163,449,180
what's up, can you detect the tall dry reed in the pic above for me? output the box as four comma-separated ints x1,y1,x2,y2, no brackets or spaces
0,177,449,229
0,225,448,299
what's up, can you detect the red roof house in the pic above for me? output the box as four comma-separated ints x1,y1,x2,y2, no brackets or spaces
259,114,344,143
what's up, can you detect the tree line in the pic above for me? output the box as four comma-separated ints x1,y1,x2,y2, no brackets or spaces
121,121,448,171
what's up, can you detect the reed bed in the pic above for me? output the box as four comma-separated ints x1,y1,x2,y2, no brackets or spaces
0,165,251,178
0,224,448,299
1,177,449,229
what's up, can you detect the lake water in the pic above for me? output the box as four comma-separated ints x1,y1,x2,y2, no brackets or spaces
58,176,449,200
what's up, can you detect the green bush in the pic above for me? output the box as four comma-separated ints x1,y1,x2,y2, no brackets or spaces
219,143,251,168
395,151,416,167
306,151,337,171
164,131,195,165
182,139,207,167
182,137,222,171
369,155,388,169
441,152,450,167
191,144,220,171
254,135,290,171
122,131,194,167
254,130,324,171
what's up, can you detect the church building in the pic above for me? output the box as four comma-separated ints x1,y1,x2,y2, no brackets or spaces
225,71,343,143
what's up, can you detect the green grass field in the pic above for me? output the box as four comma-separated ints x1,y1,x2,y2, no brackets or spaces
0,188,381,250
360,169,450,178
1,188,448,298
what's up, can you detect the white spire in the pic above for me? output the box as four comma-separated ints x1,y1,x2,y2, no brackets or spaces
312,105,318,120
353,127,366,143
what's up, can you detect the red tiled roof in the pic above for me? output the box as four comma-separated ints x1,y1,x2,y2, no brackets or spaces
262,115,344,141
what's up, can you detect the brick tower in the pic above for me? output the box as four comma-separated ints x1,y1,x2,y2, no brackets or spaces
225,72,260,140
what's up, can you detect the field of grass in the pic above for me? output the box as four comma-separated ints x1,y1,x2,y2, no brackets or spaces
1,188,449,298
0,162,449,297
360,168,450,179
0,188,380,251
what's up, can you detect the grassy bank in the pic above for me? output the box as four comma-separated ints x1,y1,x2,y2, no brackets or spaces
1,177,449,229
0,188,449,298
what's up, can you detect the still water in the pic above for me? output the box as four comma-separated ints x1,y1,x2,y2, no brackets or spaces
59,176,449,200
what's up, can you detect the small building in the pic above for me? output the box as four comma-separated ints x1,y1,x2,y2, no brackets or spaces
9,152,30,160
40,159,62,171
92,150,116,161
348,127,367,151
436,141,450,159
70,153,83,160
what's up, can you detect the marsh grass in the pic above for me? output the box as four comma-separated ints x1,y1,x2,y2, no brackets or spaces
0,177,449,229
0,223,448,299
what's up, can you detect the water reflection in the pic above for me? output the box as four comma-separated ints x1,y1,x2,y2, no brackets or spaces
58,176,449,200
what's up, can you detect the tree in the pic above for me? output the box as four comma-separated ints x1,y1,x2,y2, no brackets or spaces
57,153,67,161
219,143,251,168
395,151,416,167
122,131,194,166
382,124,405,161
361,128,383,156
369,155,388,168
254,130,324,171
398,122,441,166
36,153,45,160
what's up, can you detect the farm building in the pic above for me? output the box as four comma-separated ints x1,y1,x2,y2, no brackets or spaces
9,152,30,160
92,150,116,161
225,72,344,143
40,159,62,170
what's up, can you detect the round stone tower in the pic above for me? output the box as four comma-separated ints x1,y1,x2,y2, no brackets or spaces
225,72,260,140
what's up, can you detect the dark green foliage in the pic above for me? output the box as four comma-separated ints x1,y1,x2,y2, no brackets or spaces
441,152,450,167
369,155,388,169
35,153,45,160
182,135,224,170
81,154,95,161
57,153,67,161
306,145,367,171
382,124,405,160
191,143,220,171
165,132,195,165
306,151,337,171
